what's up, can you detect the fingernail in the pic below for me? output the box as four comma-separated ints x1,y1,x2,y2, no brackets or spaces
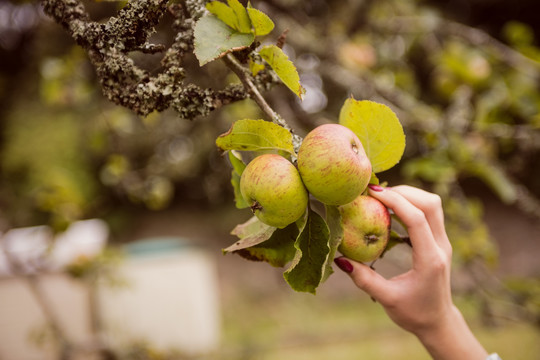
368,184,384,192
334,257,353,273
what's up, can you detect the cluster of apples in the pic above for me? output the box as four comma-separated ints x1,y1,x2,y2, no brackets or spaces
240,123,391,263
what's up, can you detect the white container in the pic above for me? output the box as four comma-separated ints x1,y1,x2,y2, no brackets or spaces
97,238,221,356
0,220,108,360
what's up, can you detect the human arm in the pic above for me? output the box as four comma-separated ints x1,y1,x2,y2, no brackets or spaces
334,185,490,360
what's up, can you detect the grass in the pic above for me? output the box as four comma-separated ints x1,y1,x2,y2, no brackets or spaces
218,281,540,360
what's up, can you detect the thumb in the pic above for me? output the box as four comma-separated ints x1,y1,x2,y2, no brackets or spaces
334,257,391,302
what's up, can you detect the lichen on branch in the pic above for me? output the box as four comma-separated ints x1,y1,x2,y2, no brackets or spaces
41,0,250,118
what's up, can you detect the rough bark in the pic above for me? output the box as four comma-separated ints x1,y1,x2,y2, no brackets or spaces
41,0,250,118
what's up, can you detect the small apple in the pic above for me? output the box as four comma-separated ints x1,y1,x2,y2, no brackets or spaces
338,194,390,263
297,123,372,205
240,154,308,228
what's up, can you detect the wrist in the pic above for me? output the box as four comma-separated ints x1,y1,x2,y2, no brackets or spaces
414,305,489,360
413,304,461,340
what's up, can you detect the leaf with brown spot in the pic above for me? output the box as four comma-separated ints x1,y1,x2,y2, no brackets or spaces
224,217,297,267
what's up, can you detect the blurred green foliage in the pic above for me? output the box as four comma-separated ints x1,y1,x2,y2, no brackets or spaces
0,0,539,332
2,106,97,228
1,47,99,228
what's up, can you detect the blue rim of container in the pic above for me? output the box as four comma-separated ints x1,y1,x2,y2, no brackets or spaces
125,237,192,257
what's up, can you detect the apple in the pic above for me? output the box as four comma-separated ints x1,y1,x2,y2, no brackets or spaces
240,154,308,228
338,194,390,263
297,123,372,205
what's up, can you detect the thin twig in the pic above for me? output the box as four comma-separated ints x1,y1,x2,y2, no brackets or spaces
222,53,303,153
276,29,289,49
0,242,71,358
372,16,540,76
222,54,283,125
442,20,540,74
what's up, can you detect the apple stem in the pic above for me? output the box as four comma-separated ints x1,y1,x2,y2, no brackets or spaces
390,227,413,248
403,236,412,247
368,260,378,302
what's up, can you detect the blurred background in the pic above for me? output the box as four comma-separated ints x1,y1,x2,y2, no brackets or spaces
0,0,539,359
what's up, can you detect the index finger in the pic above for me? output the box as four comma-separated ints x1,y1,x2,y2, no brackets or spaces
390,185,452,257
368,187,440,263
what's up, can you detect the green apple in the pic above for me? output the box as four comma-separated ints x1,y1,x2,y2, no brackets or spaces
240,154,308,228
297,123,372,205
338,194,390,263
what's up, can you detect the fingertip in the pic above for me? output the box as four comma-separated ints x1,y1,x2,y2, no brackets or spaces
334,256,390,302
368,184,385,192
334,256,354,273
367,185,392,206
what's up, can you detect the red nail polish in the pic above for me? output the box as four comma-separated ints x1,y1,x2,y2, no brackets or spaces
368,184,384,192
334,257,353,273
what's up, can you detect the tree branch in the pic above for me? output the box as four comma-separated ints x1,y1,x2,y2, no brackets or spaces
40,0,250,118
222,54,281,124
441,20,540,75
222,53,303,152
371,15,540,77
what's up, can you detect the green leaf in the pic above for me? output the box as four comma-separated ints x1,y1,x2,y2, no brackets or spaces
283,209,331,294
259,45,306,99
228,150,246,175
247,5,274,36
322,205,343,282
369,172,380,186
230,215,270,238
239,228,297,267
229,151,249,209
206,1,237,30
216,119,295,154
206,0,274,36
339,98,406,173
194,15,254,66
231,171,249,208
226,216,276,250
224,217,297,267
227,0,252,33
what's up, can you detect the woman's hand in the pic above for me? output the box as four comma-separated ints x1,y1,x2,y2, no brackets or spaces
334,185,489,360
